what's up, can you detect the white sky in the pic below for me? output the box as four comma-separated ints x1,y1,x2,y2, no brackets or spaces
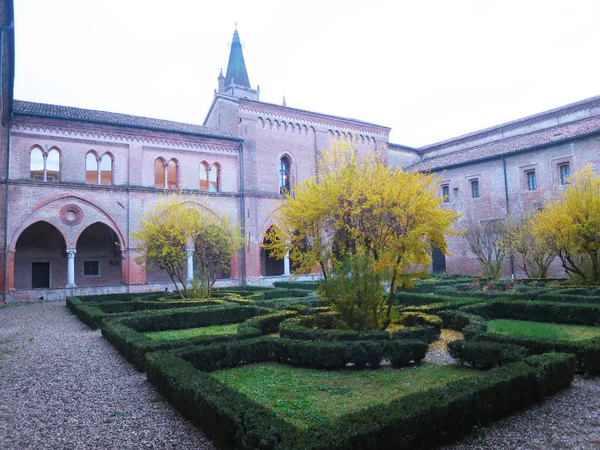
13,0,600,147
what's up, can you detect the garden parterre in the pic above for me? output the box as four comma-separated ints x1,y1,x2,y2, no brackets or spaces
63,279,600,449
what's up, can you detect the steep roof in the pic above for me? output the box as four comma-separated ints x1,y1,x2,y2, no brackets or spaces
13,100,241,140
409,114,600,172
420,95,600,153
224,28,251,89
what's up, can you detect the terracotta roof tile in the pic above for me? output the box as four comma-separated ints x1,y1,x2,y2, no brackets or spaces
13,100,241,140
409,115,600,172
420,96,600,153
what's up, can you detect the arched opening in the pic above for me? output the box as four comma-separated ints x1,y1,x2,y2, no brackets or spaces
100,153,113,185
261,225,284,276
209,164,219,192
199,162,209,191
29,147,44,181
85,152,98,184
46,149,60,182
167,159,178,189
75,222,122,287
279,156,291,194
431,246,447,274
14,222,66,289
154,158,165,189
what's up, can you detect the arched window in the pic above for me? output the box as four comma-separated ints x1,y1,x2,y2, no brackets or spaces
167,159,178,189
99,153,113,185
85,152,98,184
29,147,44,181
209,164,219,192
279,156,291,194
199,162,209,191
30,147,61,182
154,158,165,189
46,149,60,182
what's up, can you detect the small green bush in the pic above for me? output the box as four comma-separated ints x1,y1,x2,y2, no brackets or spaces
447,340,528,370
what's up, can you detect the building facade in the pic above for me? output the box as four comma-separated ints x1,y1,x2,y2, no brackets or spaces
0,14,599,302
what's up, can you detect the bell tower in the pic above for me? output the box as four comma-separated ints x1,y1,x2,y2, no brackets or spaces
217,25,259,101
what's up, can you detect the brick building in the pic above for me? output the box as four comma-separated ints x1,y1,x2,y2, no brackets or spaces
0,7,599,301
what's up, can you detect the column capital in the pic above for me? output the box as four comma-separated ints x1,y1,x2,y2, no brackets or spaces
66,249,77,257
186,248,195,256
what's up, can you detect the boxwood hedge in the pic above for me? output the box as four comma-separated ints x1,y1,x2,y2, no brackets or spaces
145,347,574,450
460,300,600,326
101,304,273,370
67,296,228,329
448,340,529,370
279,312,442,344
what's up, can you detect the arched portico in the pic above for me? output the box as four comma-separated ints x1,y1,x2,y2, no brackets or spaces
75,222,124,287
13,221,67,290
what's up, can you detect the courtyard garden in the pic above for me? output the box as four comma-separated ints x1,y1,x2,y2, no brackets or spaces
64,275,600,449
65,146,600,448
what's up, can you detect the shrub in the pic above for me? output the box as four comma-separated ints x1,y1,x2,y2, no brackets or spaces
460,300,600,326
401,298,483,315
174,337,427,372
273,281,320,290
145,348,574,450
465,327,600,374
447,340,528,370
101,305,271,370
437,310,487,333
318,253,387,331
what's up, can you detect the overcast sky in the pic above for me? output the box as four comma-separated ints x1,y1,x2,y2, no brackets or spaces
13,0,600,147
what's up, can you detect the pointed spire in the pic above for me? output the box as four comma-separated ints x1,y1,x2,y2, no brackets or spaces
225,25,251,89
282,96,287,107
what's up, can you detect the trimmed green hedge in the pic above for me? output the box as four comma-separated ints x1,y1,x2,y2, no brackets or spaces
101,305,272,370
279,312,441,344
536,292,600,304
67,296,226,329
400,298,483,315
465,326,600,374
167,336,427,372
145,348,574,450
460,300,600,326
437,310,487,333
70,292,164,303
448,340,529,370
274,281,320,290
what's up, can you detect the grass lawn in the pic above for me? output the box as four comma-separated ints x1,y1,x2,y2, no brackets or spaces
211,362,475,428
488,319,600,341
143,323,240,341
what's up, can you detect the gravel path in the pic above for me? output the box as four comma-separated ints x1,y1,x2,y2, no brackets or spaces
0,301,215,450
2,302,600,450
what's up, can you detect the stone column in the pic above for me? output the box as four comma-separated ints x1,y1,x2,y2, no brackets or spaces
66,249,77,288
284,251,291,276
186,248,194,287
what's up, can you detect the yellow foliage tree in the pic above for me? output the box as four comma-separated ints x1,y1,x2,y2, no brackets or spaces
502,215,555,278
531,164,600,283
265,141,461,326
133,195,242,298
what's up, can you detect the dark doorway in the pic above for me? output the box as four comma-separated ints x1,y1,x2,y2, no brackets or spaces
431,246,447,274
261,226,284,276
32,262,50,288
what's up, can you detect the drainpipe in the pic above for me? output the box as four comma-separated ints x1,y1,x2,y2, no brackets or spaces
238,140,246,285
2,21,14,303
502,156,515,278
2,117,10,303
